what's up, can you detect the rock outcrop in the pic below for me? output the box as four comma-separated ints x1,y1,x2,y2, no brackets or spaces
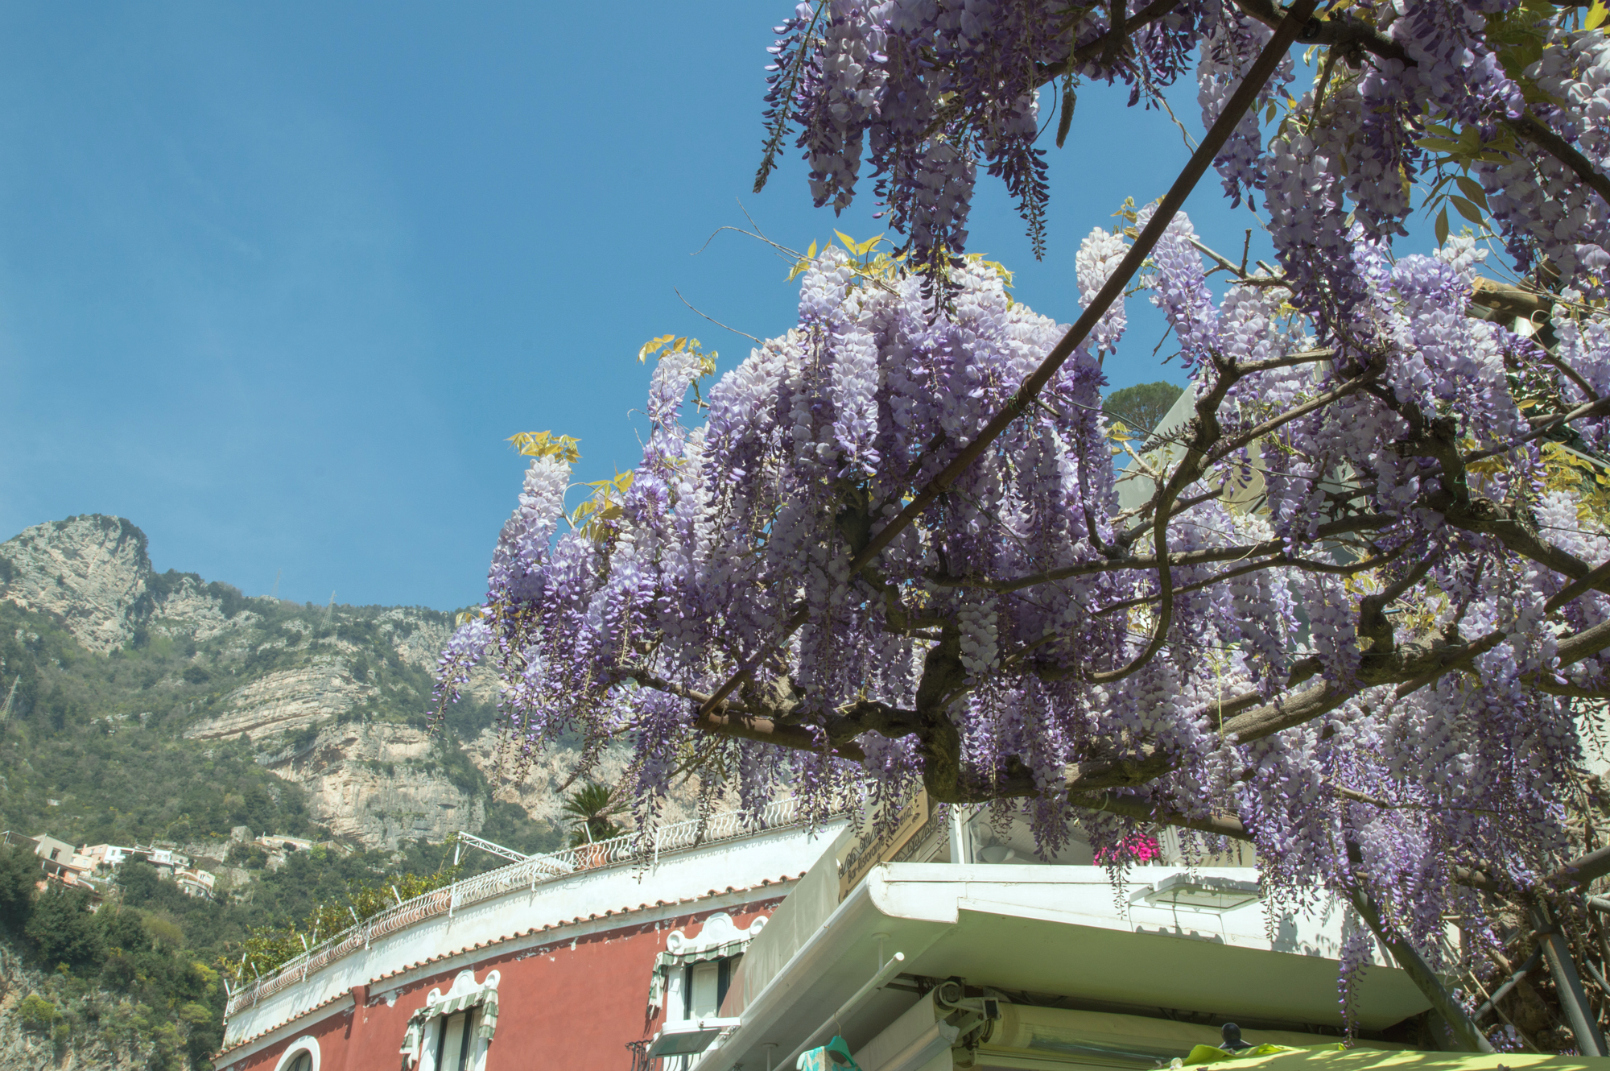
254,722,485,848
0,515,152,654
0,514,264,653
185,658,379,742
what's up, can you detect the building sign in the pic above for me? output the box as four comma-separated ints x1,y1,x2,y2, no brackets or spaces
838,791,930,900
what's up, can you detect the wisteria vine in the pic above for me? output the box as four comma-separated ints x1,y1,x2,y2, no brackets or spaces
433,0,1610,1048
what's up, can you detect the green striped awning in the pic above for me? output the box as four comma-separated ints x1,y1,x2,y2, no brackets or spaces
647,937,752,1010
400,983,499,1066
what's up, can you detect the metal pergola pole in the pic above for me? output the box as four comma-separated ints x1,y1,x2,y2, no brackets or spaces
1533,899,1607,1056
1346,887,1495,1053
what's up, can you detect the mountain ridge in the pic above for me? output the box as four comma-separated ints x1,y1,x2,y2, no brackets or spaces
0,513,558,854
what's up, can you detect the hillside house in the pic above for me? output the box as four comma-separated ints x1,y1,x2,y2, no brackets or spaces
80,843,134,870
176,866,218,899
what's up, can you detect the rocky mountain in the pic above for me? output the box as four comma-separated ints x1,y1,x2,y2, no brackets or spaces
0,514,727,1071
0,513,581,854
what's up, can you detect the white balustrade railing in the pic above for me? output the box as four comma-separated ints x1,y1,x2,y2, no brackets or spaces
224,796,817,1018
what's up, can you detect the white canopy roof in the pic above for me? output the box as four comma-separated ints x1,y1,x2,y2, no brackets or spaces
696,863,1430,1071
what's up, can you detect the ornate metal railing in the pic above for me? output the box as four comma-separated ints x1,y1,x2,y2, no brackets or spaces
224,796,813,1018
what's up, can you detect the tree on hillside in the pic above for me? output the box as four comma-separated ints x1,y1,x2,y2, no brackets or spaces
434,0,1610,1054
0,845,37,931
1105,382,1185,437
26,886,100,969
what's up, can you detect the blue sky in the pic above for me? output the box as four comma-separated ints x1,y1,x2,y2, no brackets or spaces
0,3,1328,611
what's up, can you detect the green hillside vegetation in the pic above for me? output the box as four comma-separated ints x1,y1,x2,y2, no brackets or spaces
0,840,463,1071
0,584,568,1068
0,596,553,853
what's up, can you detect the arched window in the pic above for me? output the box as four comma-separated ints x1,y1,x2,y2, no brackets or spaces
274,1037,319,1071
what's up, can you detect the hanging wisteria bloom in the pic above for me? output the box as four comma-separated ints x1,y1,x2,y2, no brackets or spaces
755,0,1610,312
441,219,1610,1027
435,0,1610,1047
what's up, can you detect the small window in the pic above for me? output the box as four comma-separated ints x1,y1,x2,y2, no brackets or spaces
435,1010,477,1071
677,955,740,1021
287,1055,312,1071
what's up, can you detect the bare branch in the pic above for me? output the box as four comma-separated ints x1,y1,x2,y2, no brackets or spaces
1206,362,1382,465
1463,391,1610,463
1067,790,1254,842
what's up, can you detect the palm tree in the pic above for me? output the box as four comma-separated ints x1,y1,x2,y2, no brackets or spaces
561,782,626,848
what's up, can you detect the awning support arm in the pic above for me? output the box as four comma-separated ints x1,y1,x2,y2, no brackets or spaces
776,953,906,1070
1532,900,1608,1056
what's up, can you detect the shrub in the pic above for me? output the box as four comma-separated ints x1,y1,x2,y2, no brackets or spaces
17,993,56,1033
25,886,101,968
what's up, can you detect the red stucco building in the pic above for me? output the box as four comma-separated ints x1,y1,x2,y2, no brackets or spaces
216,801,842,1071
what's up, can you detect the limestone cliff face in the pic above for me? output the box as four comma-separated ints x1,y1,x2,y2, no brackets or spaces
0,513,727,855
466,730,720,832
0,513,545,854
185,658,379,742
0,514,263,653
0,515,153,654
261,722,486,849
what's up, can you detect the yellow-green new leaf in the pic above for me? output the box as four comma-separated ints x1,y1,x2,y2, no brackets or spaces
638,335,675,363
508,430,582,463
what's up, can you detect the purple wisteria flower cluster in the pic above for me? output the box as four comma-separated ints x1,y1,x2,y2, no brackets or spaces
756,0,1610,315
441,221,1610,1026
436,0,1610,1043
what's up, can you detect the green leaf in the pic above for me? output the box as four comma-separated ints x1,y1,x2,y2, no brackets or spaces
1451,194,1485,224
1435,205,1450,246
1453,175,1489,207
1588,0,1608,29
